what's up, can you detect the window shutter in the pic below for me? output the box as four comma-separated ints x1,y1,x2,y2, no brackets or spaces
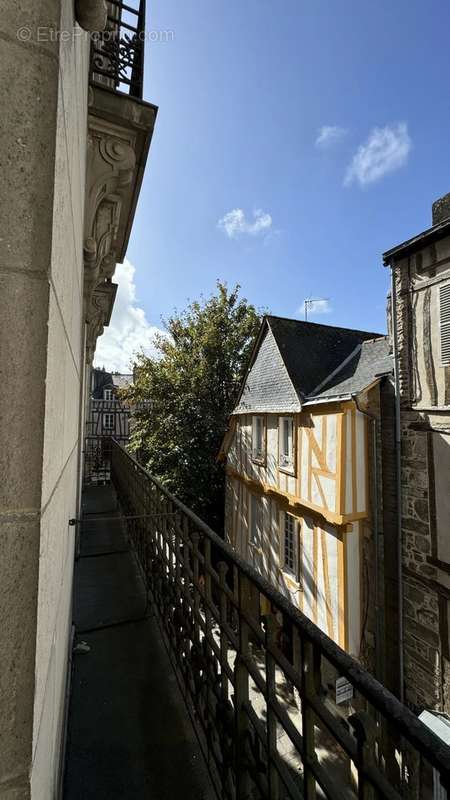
440,283,450,364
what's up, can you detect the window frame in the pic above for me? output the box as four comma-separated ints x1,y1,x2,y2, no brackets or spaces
103,412,115,430
251,415,266,465
280,510,300,583
278,416,296,474
103,388,113,401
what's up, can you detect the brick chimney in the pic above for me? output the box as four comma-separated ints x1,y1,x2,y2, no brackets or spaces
432,192,450,225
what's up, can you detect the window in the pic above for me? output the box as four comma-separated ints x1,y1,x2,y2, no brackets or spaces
282,512,299,580
103,388,113,401
440,283,450,365
250,493,263,548
279,417,294,471
103,413,114,430
252,416,265,462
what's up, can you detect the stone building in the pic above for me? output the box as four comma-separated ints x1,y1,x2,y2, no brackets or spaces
384,193,450,714
0,2,156,796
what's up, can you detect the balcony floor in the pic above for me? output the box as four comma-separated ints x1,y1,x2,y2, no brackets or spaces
64,485,215,800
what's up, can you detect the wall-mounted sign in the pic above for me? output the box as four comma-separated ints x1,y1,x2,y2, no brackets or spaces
336,676,353,705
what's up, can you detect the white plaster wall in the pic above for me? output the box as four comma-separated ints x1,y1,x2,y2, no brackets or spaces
355,411,366,514
346,527,361,657
302,518,315,620
408,239,450,409
327,414,337,472
31,5,89,796
345,410,353,514
227,479,350,650
301,427,309,500
320,475,336,514
266,415,278,486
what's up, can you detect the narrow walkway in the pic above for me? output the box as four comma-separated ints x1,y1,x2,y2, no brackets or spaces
64,485,215,800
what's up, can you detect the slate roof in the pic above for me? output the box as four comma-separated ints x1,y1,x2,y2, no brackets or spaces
232,316,392,414
112,374,133,390
306,336,392,402
234,324,301,414
266,316,384,399
92,369,132,399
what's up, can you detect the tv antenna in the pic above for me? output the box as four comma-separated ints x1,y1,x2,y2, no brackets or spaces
304,297,330,322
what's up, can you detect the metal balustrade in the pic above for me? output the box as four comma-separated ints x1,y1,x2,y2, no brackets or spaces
90,0,146,98
109,438,450,800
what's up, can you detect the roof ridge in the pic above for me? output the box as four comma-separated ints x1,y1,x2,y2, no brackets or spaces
266,314,383,338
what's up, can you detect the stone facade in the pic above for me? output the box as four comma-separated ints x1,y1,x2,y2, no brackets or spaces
386,197,450,713
0,3,156,797
0,5,90,796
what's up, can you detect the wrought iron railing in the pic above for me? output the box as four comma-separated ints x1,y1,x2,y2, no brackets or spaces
90,0,146,98
110,439,450,800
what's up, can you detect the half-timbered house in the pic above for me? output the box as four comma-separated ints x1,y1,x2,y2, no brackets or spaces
220,315,393,666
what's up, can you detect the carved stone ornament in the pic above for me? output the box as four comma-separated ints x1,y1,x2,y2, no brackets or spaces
75,0,108,33
83,131,136,319
86,282,116,364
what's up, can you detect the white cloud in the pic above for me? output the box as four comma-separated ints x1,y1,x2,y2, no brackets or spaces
94,259,166,373
300,298,332,316
217,208,272,239
344,122,411,187
315,125,347,148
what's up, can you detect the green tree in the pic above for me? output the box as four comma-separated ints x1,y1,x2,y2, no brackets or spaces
125,283,262,532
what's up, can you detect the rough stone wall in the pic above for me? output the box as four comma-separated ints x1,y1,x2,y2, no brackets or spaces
379,378,401,697
0,3,89,797
393,259,442,711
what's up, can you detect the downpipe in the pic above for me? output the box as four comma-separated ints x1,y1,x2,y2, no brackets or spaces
353,395,383,684
390,262,405,705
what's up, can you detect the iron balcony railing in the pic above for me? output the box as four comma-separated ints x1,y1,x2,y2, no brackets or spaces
90,0,146,99
110,439,450,800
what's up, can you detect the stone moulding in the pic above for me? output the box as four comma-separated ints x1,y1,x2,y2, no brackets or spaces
83,132,136,307
83,84,157,363
86,281,118,364
75,0,108,33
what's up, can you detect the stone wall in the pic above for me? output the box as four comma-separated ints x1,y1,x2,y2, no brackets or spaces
379,378,401,697
0,2,89,797
392,256,446,711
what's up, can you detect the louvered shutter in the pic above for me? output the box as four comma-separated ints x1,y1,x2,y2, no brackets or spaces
440,283,450,364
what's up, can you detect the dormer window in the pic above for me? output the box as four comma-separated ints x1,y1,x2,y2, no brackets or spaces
279,417,294,472
251,416,265,463
440,283,450,365
104,388,113,401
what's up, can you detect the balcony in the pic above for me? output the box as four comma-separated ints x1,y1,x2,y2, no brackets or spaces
65,440,450,799
90,0,146,99
82,0,157,365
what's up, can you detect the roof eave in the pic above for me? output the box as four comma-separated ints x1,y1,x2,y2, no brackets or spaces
383,218,450,266
305,373,391,407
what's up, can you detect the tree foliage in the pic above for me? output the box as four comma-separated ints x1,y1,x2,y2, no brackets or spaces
124,283,262,532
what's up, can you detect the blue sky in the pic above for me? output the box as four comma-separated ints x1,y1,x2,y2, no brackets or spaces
96,0,450,371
